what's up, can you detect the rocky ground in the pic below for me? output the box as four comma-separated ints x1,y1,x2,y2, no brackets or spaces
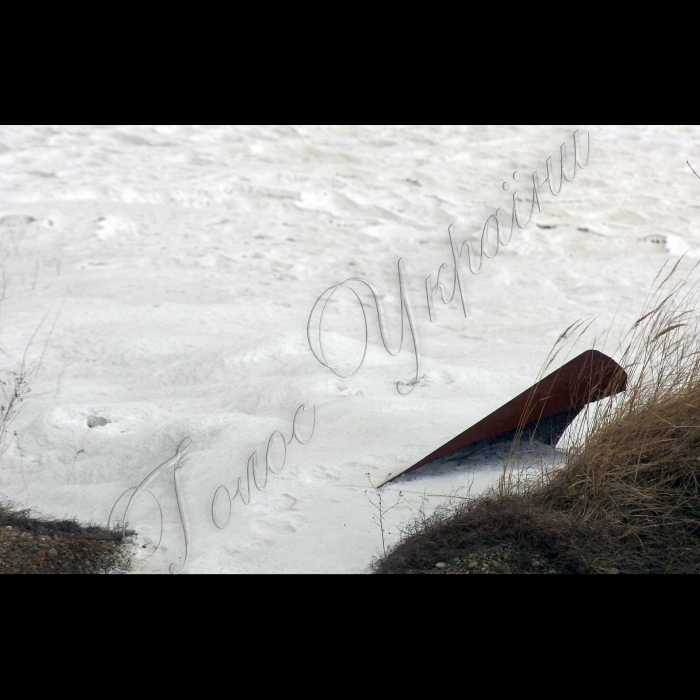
0,505,133,574
402,544,621,574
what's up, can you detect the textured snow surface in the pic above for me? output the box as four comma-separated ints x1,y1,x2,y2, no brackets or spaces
1,125,700,573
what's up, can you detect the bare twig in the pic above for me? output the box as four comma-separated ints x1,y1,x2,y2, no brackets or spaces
67,429,89,484
365,473,404,555
36,302,64,378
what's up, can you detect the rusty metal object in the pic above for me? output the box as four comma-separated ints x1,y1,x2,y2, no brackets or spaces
387,349,627,482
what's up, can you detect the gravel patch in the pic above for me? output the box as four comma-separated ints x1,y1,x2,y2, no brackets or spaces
0,504,132,575
404,544,564,575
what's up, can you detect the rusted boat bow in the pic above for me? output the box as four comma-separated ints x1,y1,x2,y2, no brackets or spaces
385,349,627,484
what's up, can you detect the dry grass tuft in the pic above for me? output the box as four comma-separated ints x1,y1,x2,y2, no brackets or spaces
373,260,700,574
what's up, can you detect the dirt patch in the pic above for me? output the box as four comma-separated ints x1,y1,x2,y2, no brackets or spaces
0,501,133,574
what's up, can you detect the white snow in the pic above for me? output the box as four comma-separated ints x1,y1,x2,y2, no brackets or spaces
1,125,700,573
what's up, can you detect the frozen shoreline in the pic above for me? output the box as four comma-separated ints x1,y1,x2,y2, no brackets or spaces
1,125,699,573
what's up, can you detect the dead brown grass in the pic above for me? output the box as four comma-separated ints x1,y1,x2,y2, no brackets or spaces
373,260,700,574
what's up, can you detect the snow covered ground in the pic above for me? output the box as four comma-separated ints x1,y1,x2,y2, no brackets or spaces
1,125,699,573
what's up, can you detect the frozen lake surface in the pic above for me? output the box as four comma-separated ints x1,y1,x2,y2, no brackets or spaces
1,125,700,573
